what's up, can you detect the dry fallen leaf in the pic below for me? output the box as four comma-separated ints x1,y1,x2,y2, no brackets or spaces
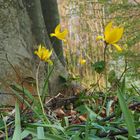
54,108,65,118
79,114,87,122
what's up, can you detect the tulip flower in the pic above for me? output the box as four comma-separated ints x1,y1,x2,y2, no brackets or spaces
34,44,53,65
96,22,124,52
79,58,86,65
50,24,68,42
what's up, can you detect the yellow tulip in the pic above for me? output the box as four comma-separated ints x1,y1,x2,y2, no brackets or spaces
96,22,124,52
50,24,68,42
79,58,86,65
34,44,53,65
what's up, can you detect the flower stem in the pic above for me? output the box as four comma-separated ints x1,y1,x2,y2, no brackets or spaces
36,61,46,116
103,42,107,64
36,61,57,134
42,64,54,103
96,43,108,119
104,43,108,89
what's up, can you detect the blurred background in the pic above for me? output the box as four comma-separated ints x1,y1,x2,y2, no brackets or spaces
57,0,140,90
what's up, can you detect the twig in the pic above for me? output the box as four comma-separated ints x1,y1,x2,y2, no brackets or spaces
99,102,140,122
45,95,78,109
131,84,140,96
100,112,115,122
98,128,140,138
45,93,62,105
133,0,140,5
107,60,130,93
129,102,140,110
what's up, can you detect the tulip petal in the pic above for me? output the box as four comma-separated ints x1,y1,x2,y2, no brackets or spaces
112,27,124,43
46,59,53,65
107,27,124,44
55,32,68,42
112,44,123,52
47,49,53,58
80,59,86,65
38,44,42,53
34,50,38,54
105,28,118,43
34,44,53,63
104,21,124,44
50,33,56,37
55,24,61,34
51,24,68,42
62,29,68,37
104,22,113,41
96,36,105,41
51,32,67,41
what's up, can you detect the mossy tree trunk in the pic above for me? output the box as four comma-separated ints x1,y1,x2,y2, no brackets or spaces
0,0,68,105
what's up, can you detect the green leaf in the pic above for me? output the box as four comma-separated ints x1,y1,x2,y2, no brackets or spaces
10,88,43,121
108,70,117,84
115,135,128,140
70,131,81,140
26,123,65,134
117,89,136,138
85,105,102,121
91,123,107,132
106,100,114,116
59,74,68,83
41,65,54,102
61,117,69,127
37,127,45,139
12,101,21,140
21,129,34,139
92,61,105,74
21,128,65,140
10,83,36,102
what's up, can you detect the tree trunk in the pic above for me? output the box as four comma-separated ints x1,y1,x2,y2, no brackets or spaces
25,0,68,96
41,0,66,66
0,0,35,105
0,0,68,105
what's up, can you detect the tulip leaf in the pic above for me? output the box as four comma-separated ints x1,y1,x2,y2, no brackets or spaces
12,101,21,140
117,79,136,138
108,70,117,84
92,61,105,74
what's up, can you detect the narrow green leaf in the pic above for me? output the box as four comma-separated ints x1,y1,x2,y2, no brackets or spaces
117,89,136,138
61,117,69,127
21,128,65,140
116,135,128,140
12,101,21,140
41,65,54,102
10,88,42,121
106,100,114,116
2,114,8,140
37,127,45,139
85,105,102,121
27,123,65,133
10,83,35,102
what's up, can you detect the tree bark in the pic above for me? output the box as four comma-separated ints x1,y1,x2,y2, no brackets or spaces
0,0,80,106
0,0,35,105
25,0,68,96
41,0,66,66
